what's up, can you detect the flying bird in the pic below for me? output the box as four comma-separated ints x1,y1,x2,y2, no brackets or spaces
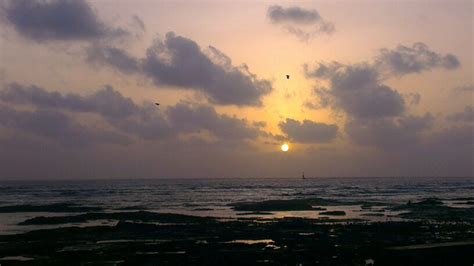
155,102,160,106
286,75,290,79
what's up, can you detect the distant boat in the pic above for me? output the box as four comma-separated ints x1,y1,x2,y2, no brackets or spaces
302,171,306,179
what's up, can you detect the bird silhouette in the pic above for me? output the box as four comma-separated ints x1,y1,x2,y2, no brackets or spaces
155,102,160,106
286,75,290,79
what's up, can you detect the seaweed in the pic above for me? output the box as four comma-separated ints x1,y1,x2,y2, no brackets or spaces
19,211,216,225
319,211,346,216
391,198,474,221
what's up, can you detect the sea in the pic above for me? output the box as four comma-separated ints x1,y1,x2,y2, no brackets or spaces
0,177,473,235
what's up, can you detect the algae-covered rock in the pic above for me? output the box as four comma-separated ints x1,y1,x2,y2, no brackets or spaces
229,197,365,212
392,198,474,221
319,211,346,216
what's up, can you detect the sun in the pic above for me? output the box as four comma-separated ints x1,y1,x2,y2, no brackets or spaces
281,143,289,152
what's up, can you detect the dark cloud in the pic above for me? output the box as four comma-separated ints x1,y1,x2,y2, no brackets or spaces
447,106,474,122
376,43,461,75
167,103,262,141
0,84,173,140
86,46,141,74
86,32,272,106
0,83,263,143
268,5,321,24
143,32,272,106
107,108,172,140
304,43,461,119
267,5,334,41
0,104,130,147
1,0,128,41
303,44,467,160
0,83,90,111
303,43,463,154
345,114,434,149
279,118,338,143
305,62,406,118
0,83,140,118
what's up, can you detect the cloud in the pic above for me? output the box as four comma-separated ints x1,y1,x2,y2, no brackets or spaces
447,106,474,122
0,83,140,118
1,0,128,41
0,84,174,140
305,62,406,118
345,114,434,149
279,118,338,143
143,32,273,106
304,43,462,120
375,42,461,75
303,43,463,153
86,45,141,74
167,103,262,141
267,5,334,41
86,32,272,106
0,104,130,147
0,83,264,143
107,108,173,140
268,5,322,24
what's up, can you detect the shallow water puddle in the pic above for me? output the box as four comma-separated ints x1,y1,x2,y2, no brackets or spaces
226,239,274,245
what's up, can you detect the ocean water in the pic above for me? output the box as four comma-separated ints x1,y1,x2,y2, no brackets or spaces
0,177,473,234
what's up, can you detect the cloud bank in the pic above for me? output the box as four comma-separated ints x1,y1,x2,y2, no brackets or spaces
0,84,265,146
346,114,434,149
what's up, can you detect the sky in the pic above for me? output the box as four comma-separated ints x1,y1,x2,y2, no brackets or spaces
0,0,472,179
